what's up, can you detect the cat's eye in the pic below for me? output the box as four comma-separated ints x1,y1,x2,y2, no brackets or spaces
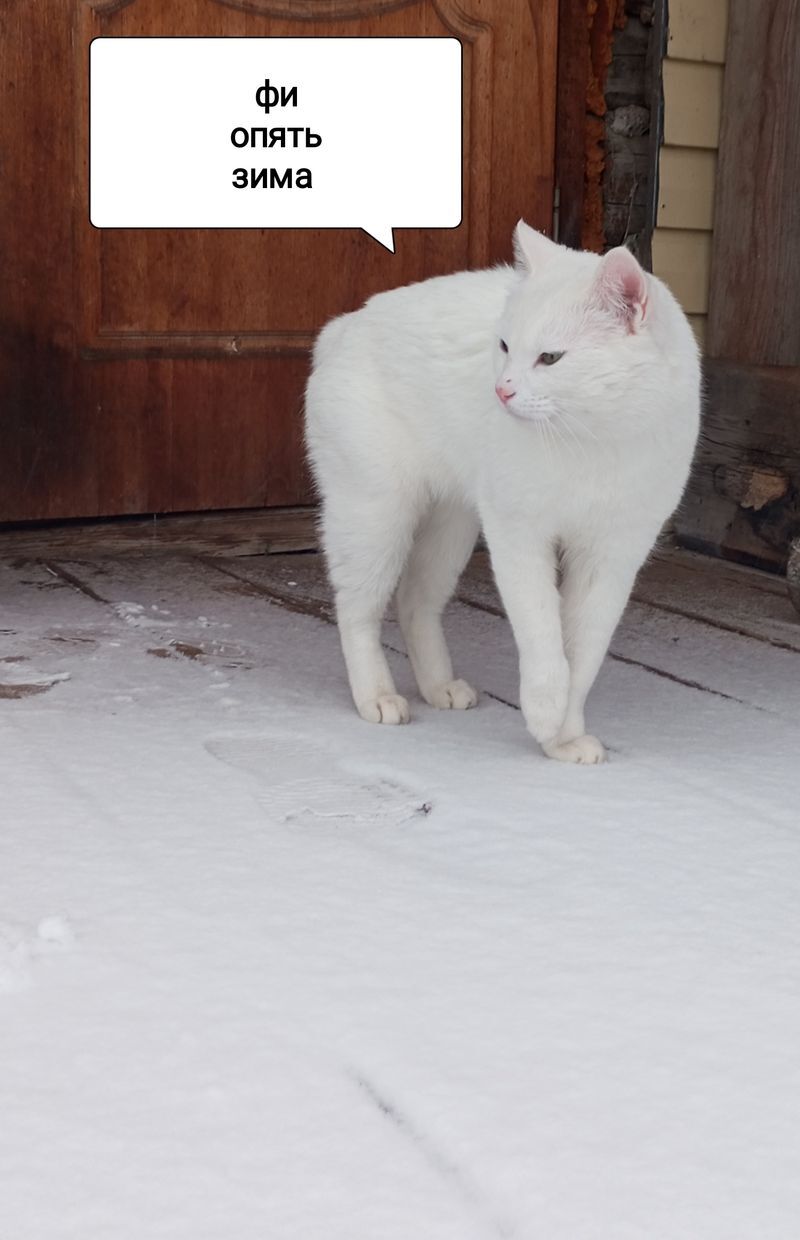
537,351,564,366
499,339,508,353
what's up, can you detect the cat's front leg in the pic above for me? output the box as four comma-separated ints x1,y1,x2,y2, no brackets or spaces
546,542,647,763
484,528,570,752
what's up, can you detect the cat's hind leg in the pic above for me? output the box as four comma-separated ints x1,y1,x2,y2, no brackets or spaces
396,501,480,710
323,495,418,725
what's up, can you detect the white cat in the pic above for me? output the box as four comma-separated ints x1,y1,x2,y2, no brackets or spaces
305,223,700,763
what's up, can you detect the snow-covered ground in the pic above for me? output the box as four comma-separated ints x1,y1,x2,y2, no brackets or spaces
1,549,799,1240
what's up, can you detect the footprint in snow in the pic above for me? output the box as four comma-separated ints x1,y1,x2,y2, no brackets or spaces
204,733,432,827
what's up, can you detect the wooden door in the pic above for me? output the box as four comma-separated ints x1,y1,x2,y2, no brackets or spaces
0,0,558,524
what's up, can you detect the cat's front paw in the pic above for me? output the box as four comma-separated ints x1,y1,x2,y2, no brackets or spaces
543,734,607,765
425,679,478,710
357,694,410,725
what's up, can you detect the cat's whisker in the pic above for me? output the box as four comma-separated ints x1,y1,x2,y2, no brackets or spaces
560,408,599,443
542,412,575,463
554,411,579,445
536,417,554,468
546,417,566,464
553,412,586,461
544,421,553,465
546,418,559,465
535,419,548,464
546,417,568,459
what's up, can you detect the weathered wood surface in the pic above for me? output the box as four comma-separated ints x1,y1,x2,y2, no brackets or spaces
630,550,800,653
556,0,661,259
1,543,797,733
595,0,659,254
603,131,651,244
706,0,800,364
3,498,797,642
789,541,800,615
555,0,591,249
675,360,800,570
583,0,629,252
175,546,800,708
0,507,317,558
457,547,800,662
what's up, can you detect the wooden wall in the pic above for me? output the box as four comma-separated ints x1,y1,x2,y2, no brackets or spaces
651,0,728,348
705,1,800,366
672,0,800,572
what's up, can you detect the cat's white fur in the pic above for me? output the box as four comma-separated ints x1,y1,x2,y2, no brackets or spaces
305,223,700,763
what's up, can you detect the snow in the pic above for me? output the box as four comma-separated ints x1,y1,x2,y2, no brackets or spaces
1,552,799,1239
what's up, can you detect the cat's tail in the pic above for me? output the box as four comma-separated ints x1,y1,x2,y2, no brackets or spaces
310,311,352,371
305,310,359,470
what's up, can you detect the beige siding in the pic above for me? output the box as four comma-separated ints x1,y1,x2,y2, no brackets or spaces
651,231,711,314
658,148,717,230
662,61,723,148
652,0,729,345
666,0,728,63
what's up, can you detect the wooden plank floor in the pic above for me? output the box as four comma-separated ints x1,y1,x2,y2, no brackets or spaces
0,506,318,559
2,546,799,710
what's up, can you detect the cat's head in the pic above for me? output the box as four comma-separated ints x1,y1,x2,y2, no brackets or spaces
494,221,650,426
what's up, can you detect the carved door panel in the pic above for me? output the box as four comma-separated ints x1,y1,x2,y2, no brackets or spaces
0,0,558,522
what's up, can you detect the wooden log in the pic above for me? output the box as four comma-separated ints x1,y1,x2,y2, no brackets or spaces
675,360,800,570
789,540,800,615
604,130,651,207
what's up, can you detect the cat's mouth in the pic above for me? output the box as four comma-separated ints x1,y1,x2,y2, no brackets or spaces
501,398,553,424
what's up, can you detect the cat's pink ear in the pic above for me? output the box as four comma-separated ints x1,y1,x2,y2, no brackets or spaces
592,247,648,331
513,220,560,274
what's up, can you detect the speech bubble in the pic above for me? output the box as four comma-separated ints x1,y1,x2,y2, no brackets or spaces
89,37,462,252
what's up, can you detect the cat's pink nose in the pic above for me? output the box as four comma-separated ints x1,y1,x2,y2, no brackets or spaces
495,381,515,404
